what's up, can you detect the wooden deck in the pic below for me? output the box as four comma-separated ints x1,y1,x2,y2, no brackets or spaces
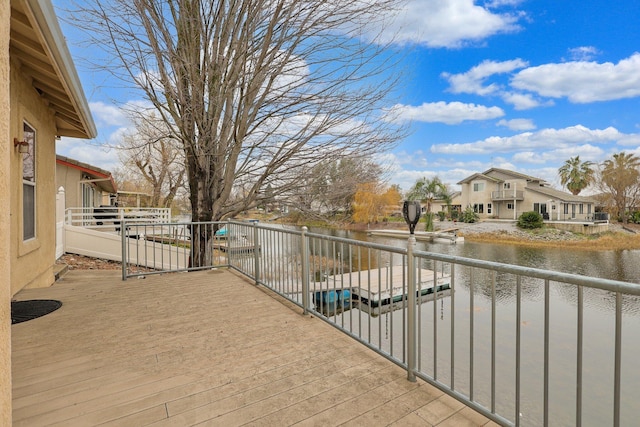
11,269,495,426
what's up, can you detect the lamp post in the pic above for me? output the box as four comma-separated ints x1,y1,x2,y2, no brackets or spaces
403,200,421,382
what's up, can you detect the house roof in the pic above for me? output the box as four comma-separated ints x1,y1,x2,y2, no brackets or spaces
56,155,117,193
458,168,548,185
457,172,503,185
10,0,96,139
483,168,547,183
526,185,595,203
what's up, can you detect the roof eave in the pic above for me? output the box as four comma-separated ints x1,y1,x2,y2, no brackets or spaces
24,0,96,139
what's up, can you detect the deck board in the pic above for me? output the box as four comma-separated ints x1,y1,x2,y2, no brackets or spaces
12,269,491,426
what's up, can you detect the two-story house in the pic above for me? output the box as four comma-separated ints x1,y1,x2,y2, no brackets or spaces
458,168,596,221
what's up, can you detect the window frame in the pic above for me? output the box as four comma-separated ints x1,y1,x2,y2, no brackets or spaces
22,121,36,241
473,182,485,192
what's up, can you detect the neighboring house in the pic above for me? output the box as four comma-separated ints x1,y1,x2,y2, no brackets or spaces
1,0,96,419
457,168,596,221
431,191,462,217
56,155,117,210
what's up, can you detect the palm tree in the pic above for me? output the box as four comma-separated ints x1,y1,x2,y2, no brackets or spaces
558,156,595,195
407,177,449,231
600,152,640,222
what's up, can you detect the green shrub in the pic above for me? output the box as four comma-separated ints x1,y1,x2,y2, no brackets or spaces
437,211,446,221
517,211,544,229
461,206,479,223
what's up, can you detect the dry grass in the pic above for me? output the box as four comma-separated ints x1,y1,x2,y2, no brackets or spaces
464,231,640,251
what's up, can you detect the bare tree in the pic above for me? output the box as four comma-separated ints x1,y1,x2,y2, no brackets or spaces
118,115,186,208
72,0,404,264
292,157,383,221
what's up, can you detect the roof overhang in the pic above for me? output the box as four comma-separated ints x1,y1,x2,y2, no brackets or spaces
56,155,116,193
10,0,96,139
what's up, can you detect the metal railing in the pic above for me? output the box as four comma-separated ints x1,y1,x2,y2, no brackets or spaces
491,190,524,200
120,220,640,426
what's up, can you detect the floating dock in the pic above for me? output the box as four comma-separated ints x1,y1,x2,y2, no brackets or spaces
312,267,451,315
367,228,462,243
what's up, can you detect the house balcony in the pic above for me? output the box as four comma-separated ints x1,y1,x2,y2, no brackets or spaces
491,190,524,201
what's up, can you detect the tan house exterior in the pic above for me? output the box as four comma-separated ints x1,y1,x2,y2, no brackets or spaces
2,0,96,420
56,155,117,210
432,191,462,218
458,168,596,221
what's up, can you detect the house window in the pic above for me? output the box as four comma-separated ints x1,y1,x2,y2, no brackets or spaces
579,204,584,214
473,203,484,214
504,183,511,189
572,204,576,218
507,203,514,210
22,122,36,241
473,182,485,192
564,204,569,215
487,203,492,214
588,204,592,214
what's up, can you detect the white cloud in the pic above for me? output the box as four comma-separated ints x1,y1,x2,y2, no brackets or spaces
511,53,640,103
89,101,128,127
374,0,522,48
57,137,120,172
497,118,536,131
512,144,604,165
500,91,552,110
566,46,600,62
387,101,504,124
442,58,528,95
484,0,524,7
431,125,634,154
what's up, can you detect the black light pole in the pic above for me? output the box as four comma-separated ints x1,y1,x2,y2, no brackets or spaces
403,200,421,234
403,200,421,381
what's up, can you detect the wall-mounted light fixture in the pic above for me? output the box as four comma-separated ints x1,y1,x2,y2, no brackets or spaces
14,138,29,154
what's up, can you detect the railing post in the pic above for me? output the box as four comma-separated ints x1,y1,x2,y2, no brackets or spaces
121,220,127,281
301,226,310,315
225,220,232,268
407,234,417,382
253,222,260,285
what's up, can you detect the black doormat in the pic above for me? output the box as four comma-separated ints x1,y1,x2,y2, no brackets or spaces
11,300,62,324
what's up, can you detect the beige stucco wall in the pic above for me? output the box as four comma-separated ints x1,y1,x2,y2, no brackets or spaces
1,1,11,424
56,162,83,208
10,57,58,295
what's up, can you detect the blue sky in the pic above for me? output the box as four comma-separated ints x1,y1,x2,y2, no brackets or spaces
54,0,640,193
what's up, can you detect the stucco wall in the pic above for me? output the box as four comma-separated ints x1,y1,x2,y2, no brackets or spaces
1,1,12,424
10,57,58,295
56,162,83,208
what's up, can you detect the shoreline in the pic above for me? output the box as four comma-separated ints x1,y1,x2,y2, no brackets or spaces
337,219,640,251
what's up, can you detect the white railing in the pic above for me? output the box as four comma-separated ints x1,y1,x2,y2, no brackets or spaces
64,207,171,231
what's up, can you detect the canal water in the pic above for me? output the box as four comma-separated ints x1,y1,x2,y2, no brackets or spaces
301,226,640,426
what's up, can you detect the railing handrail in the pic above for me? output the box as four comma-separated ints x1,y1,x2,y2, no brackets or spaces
413,248,640,294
